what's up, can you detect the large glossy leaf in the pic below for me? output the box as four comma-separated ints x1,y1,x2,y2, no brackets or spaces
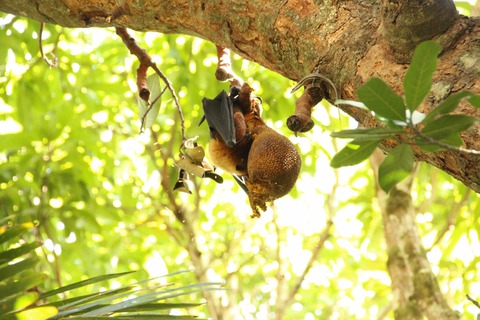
468,94,480,108
357,77,406,122
423,91,475,123
331,127,404,141
330,139,381,168
378,144,415,192
421,114,477,139
403,40,442,111
417,133,463,152
44,287,133,310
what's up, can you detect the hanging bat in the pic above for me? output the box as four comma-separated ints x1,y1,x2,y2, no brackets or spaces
201,85,253,176
202,83,301,218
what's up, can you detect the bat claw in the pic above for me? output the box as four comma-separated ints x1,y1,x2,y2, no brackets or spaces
250,211,261,218
291,72,336,94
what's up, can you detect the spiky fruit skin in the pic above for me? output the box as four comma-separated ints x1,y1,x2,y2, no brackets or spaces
246,125,301,217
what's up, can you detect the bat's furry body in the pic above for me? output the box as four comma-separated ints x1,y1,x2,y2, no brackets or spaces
202,84,301,217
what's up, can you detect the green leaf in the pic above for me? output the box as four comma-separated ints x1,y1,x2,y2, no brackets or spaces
0,242,41,266
404,40,441,111
331,127,404,141
119,302,203,312
417,133,463,152
357,78,406,122
423,91,474,123
378,144,414,192
0,225,30,245
0,274,45,300
138,74,163,130
81,283,223,317
0,257,39,283
44,287,132,309
468,94,480,108
330,139,381,168
39,271,135,300
62,315,197,319
421,114,477,139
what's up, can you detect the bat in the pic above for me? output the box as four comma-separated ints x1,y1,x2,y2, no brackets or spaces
200,86,252,176
202,83,301,218
201,90,237,147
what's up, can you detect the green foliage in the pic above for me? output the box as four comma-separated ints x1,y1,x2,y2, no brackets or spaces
403,41,441,111
332,40,479,192
357,77,406,122
138,74,163,131
330,139,381,168
378,144,414,192
0,224,217,319
0,223,52,320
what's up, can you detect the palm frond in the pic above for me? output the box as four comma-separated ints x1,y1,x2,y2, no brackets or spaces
0,224,222,319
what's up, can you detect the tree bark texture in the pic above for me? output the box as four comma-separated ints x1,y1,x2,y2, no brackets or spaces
370,150,460,319
1,0,479,193
382,186,460,319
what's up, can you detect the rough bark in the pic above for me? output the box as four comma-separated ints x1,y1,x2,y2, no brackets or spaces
371,150,460,320
1,0,479,192
383,187,460,319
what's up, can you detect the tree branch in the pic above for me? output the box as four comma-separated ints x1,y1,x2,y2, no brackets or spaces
381,0,458,61
38,22,59,68
147,126,225,319
371,151,460,319
2,1,480,192
115,27,187,141
428,188,471,250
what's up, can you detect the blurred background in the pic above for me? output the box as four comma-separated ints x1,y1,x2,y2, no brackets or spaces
1,2,479,318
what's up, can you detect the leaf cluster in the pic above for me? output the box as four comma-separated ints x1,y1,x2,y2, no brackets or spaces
0,222,219,319
331,41,480,192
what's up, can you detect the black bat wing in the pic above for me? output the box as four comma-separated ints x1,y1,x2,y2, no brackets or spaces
232,174,249,194
201,90,236,148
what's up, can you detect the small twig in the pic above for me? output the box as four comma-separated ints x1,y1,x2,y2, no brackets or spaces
413,127,480,156
466,294,480,309
39,22,58,68
286,219,333,303
215,45,243,87
140,85,168,131
151,64,187,142
115,27,187,142
427,188,470,250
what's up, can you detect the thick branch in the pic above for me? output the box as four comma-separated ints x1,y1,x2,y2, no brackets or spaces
381,0,458,61
1,0,480,192
371,151,460,320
